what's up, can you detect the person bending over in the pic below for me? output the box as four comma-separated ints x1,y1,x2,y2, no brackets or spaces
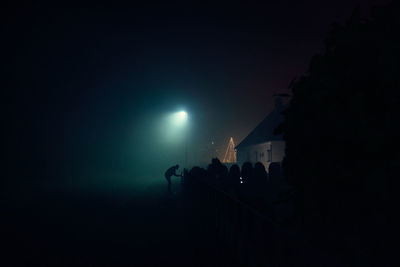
165,164,181,193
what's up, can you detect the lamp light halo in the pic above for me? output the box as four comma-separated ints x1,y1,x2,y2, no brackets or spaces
171,110,188,126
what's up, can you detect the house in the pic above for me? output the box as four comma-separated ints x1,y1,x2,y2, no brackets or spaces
235,98,286,171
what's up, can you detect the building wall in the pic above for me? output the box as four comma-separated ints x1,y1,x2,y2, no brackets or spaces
236,141,285,171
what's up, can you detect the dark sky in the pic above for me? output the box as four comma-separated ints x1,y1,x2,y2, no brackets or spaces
2,0,391,181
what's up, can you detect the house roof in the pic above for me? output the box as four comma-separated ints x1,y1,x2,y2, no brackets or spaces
236,100,285,149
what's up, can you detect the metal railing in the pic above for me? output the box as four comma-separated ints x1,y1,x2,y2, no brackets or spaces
183,175,293,266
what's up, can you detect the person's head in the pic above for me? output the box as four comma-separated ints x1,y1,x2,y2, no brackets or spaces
254,162,267,180
211,158,222,166
175,164,179,169
241,162,253,180
229,164,240,178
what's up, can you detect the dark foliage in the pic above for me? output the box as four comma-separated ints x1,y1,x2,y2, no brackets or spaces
277,2,399,264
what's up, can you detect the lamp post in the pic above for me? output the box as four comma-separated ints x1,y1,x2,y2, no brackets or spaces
172,110,188,169
185,137,188,170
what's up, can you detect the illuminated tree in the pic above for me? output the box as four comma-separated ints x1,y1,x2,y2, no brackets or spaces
222,137,237,163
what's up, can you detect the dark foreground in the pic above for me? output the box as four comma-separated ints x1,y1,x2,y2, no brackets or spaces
1,179,214,266
2,175,392,266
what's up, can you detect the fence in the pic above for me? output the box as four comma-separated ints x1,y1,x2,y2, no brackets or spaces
183,175,298,266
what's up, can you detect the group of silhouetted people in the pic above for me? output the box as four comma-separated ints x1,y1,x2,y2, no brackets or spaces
205,158,283,187
170,158,287,214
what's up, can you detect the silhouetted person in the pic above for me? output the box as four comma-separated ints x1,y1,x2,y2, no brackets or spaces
241,162,269,211
254,162,268,183
189,166,205,179
207,158,225,185
187,166,208,194
251,162,270,210
241,162,253,184
219,165,229,188
237,162,253,202
227,164,241,194
268,162,282,185
182,168,189,185
165,164,181,193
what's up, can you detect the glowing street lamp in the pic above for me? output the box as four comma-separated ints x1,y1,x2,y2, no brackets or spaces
172,110,188,127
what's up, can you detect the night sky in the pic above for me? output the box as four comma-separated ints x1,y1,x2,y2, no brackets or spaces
2,0,390,184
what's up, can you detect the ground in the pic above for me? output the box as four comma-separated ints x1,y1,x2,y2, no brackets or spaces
1,177,211,266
